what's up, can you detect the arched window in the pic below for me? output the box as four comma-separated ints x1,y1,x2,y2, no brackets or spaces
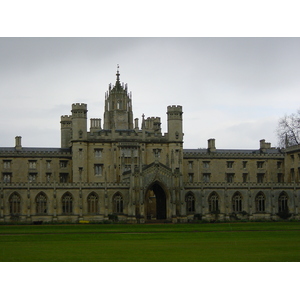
87,193,99,214
255,192,265,212
62,193,73,215
113,193,123,214
36,192,47,214
9,192,21,215
208,192,219,213
232,192,242,212
278,192,288,212
186,193,195,213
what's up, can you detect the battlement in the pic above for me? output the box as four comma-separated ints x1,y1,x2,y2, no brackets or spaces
167,105,182,112
60,115,72,122
146,117,161,123
144,117,161,131
167,105,183,123
72,103,88,111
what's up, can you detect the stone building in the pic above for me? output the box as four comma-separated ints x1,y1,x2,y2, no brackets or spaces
0,68,299,223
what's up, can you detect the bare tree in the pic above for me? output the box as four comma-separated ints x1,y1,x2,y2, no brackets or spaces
277,109,300,147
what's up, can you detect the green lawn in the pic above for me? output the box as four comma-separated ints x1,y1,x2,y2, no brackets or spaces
1,222,300,262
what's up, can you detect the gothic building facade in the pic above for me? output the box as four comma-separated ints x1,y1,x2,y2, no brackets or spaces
1,69,300,223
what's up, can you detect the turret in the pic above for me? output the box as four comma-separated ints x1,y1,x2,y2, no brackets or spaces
71,103,88,140
167,105,183,142
60,115,72,148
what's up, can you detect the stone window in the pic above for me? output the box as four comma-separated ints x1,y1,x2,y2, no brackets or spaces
203,161,210,168
28,173,37,182
203,173,210,183
208,192,219,213
186,193,195,213
94,164,103,176
242,161,247,169
87,193,99,214
290,168,295,182
255,192,265,212
277,173,283,183
9,192,21,215
94,149,103,158
257,161,264,168
62,193,73,215
277,161,282,169
257,173,264,183
29,160,37,169
227,161,234,168
113,194,123,214
46,160,51,169
242,173,248,183
60,160,68,168
278,192,288,212
188,173,194,183
46,173,52,183
3,173,12,183
226,173,234,183
188,161,193,169
153,149,161,158
36,192,47,214
121,147,137,158
3,160,11,169
59,173,69,183
232,192,242,212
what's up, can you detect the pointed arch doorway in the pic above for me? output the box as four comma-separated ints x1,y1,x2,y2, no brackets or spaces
145,182,167,220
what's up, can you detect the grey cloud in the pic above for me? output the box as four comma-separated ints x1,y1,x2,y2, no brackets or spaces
0,37,299,149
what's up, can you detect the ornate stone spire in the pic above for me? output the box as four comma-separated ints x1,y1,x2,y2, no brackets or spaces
103,66,134,130
116,64,120,85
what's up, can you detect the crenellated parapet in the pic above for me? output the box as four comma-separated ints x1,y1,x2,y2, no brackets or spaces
60,115,72,127
167,105,183,119
71,103,88,118
144,117,161,132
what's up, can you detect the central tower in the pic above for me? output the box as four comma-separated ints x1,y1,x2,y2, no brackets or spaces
103,66,134,130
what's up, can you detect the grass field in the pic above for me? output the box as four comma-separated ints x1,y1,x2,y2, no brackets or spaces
1,222,300,262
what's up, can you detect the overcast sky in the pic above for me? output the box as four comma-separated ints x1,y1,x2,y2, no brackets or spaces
0,37,300,149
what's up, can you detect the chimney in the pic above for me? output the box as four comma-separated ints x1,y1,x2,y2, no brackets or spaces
134,118,139,129
208,138,216,152
15,136,22,150
260,139,271,152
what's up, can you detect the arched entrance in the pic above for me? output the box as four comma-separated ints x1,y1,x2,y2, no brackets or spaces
145,182,167,220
